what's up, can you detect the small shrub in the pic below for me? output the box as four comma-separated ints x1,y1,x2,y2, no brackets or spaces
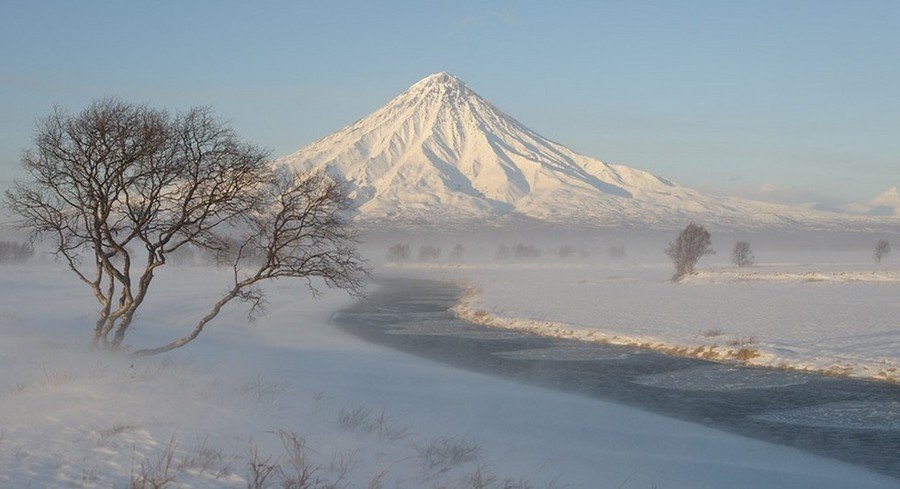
97,423,138,443
337,405,409,440
415,436,480,475
338,405,372,432
239,376,287,404
246,444,280,489
273,430,323,489
131,436,178,489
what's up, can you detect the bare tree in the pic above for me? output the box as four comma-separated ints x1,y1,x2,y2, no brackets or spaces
5,99,365,355
731,241,754,267
874,239,891,264
665,222,714,281
385,244,410,263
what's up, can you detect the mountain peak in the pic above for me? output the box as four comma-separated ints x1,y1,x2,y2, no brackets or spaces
405,72,470,100
415,71,462,86
275,75,889,229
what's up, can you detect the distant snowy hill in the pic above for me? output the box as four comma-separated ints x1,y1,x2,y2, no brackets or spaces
865,186,900,217
277,72,896,230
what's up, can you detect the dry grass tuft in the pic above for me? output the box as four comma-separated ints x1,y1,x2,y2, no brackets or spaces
415,436,480,477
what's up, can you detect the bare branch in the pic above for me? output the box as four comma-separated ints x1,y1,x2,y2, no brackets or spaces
5,98,366,353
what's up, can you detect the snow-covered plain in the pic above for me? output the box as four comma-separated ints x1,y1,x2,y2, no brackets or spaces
2,263,898,488
405,252,900,383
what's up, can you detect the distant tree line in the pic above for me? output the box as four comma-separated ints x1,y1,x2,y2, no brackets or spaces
496,243,541,261
0,241,34,264
385,243,466,264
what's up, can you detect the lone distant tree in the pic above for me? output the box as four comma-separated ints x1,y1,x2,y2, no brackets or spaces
665,222,714,281
449,243,466,262
4,99,366,355
874,239,891,264
385,244,411,263
731,241,755,268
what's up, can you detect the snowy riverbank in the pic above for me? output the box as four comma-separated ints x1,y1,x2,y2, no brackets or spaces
396,258,900,383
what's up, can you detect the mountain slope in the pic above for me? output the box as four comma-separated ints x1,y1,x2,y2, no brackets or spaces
276,72,892,229
867,187,900,217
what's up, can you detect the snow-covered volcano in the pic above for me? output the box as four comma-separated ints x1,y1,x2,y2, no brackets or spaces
277,72,888,229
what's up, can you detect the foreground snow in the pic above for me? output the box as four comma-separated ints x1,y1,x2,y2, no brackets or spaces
403,257,900,383
1,265,897,488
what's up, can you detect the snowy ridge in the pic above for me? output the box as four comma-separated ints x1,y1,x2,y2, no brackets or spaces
277,72,897,229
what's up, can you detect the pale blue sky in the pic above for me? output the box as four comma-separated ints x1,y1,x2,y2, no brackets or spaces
2,0,898,205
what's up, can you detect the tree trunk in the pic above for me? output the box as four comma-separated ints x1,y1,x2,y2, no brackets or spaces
130,289,239,357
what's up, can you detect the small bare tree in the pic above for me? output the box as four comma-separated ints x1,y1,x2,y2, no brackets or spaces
874,239,891,264
731,241,754,267
5,99,366,355
665,222,714,281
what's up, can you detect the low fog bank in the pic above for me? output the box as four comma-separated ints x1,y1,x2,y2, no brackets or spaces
357,226,900,268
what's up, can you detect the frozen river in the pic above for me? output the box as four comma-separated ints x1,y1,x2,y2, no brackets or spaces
333,278,900,479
